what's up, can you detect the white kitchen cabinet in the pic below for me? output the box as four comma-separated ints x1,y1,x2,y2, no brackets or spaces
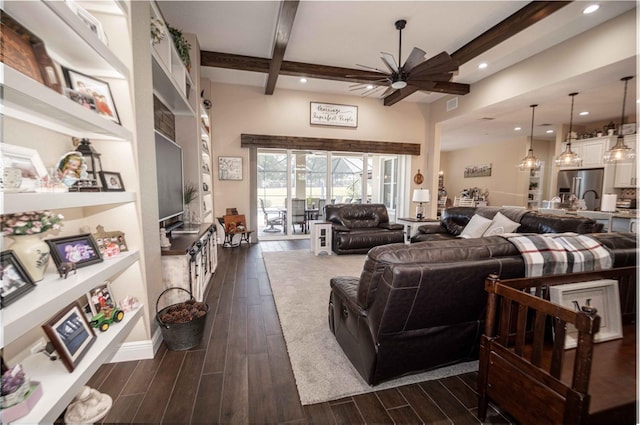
613,136,637,188
570,136,612,168
1,1,146,422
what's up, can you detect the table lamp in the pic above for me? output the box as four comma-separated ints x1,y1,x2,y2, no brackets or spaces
412,189,430,220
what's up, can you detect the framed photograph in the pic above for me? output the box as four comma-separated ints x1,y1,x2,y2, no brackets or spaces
64,88,97,111
621,123,636,135
46,234,103,269
0,10,63,93
464,163,492,178
62,67,120,124
98,171,125,191
549,279,622,349
218,156,243,181
86,282,116,316
42,302,96,372
92,225,128,258
310,102,358,128
74,5,108,45
0,143,48,190
0,250,36,308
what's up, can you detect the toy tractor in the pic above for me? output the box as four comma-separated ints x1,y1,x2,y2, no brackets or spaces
90,307,125,332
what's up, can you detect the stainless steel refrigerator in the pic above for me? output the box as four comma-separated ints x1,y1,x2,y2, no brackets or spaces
556,168,604,211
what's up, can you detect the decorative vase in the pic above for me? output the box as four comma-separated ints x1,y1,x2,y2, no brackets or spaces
9,234,50,282
183,204,191,225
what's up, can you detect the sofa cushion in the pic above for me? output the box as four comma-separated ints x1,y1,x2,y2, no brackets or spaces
483,211,521,236
459,214,492,238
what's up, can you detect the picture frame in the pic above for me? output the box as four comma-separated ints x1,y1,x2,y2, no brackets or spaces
64,88,97,111
0,250,36,308
98,171,125,192
62,67,120,124
464,163,492,178
42,302,96,372
74,4,108,45
310,102,358,128
223,214,247,233
92,225,128,258
0,10,63,93
218,156,243,181
86,282,116,316
46,234,103,269
549,279,622,349
0,143,48,191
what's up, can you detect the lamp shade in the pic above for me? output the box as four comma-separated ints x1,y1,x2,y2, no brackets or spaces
413,189,430,203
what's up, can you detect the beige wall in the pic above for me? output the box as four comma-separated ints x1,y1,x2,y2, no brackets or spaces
206,82,429,228
441,137,555,207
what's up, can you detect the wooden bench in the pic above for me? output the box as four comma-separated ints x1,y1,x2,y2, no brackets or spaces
478,267,637,424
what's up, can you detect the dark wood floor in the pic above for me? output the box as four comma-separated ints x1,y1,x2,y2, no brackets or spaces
84,240,513,424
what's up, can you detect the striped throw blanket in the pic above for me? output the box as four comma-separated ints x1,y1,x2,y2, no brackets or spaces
506,233,613,277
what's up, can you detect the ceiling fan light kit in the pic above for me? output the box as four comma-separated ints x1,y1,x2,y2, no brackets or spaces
604,76,635,162
519,104,541,171
555,92,583,167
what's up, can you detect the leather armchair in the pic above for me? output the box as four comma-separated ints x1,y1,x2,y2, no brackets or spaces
325,203,404,254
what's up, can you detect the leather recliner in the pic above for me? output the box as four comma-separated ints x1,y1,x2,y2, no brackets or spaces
329,229,636,385
325,203,404,255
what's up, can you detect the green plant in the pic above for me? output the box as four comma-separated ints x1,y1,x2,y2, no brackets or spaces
184,182,199,205
167,24,191,70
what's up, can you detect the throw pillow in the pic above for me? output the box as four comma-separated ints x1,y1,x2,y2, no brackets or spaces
483,211,521,236
458,214,492,238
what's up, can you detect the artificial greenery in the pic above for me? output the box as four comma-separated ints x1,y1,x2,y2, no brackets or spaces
184,182,199,205
167,24,191,70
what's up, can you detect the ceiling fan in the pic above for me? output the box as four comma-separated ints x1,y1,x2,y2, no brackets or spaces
350,19,469,99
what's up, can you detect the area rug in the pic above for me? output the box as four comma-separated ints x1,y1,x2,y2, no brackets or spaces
263,250,478,405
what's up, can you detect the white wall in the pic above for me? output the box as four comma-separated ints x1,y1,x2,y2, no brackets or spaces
206,83,429,228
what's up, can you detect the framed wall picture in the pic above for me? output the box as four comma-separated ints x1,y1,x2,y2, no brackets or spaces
92,225,128,258
0,143,48,191
98,171,125,191
310,102,358,128
86,282,116,316
62,67,120,124
42,302,96,372
0,10,63,93
0,250,36,308
46,234,103,269
549,279,622,349
464,163,492,178
218,156,242,181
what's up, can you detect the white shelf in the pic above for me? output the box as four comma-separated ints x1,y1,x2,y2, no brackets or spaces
3,0,128,79
13,306,143,424
1,250,140,347
151,51,194,116
1,67,132,140
2,192,136,214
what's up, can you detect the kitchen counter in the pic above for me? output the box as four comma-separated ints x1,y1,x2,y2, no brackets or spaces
558,209,638,233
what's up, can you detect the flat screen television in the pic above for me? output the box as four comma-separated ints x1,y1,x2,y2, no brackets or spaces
155,131,184,224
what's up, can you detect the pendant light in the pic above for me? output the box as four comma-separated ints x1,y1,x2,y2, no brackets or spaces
555,92,583,167
604,76,635,162
519,104,541,171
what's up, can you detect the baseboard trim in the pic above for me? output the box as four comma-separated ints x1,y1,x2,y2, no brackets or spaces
108,327,163,363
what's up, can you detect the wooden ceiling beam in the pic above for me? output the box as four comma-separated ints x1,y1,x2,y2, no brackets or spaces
265,1,299,95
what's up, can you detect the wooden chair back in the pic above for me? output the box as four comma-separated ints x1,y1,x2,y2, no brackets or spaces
478,267,637,424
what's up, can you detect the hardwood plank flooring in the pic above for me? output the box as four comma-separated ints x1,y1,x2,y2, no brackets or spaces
80,240,514,424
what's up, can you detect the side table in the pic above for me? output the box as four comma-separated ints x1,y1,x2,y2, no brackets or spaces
396,217,440,242
310,220,332,255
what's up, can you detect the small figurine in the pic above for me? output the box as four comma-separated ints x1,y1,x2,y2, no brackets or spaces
57,151,88,187
58,262,77,279
160,227,171,248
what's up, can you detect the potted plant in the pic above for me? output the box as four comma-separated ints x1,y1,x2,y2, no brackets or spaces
167,24,191,71
183,182,199,224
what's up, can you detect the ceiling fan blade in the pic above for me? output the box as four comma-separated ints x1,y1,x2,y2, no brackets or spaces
380,52,399,73
402,47,427,72
408,72,454,83
355,63,389,74
410,51,458,77
379,86,396,98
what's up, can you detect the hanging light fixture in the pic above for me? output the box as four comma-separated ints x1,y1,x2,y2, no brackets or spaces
555,92,583,167
604,76,635,162
519,104,541,171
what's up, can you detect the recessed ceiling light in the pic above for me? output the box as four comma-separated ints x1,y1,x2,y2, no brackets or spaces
579,111,589,116
514,127,522,131
366,85,374,90
546,129,554,134
583,4,600,14
300,78,307,83
478,62,488,69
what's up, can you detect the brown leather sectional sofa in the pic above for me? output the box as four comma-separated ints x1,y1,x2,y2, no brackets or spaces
328,209,636,385
325,203,404,254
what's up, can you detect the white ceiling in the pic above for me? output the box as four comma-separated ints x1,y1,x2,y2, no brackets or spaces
157,1,637,150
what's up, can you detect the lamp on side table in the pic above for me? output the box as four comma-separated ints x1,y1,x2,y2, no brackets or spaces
412,189,430,220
